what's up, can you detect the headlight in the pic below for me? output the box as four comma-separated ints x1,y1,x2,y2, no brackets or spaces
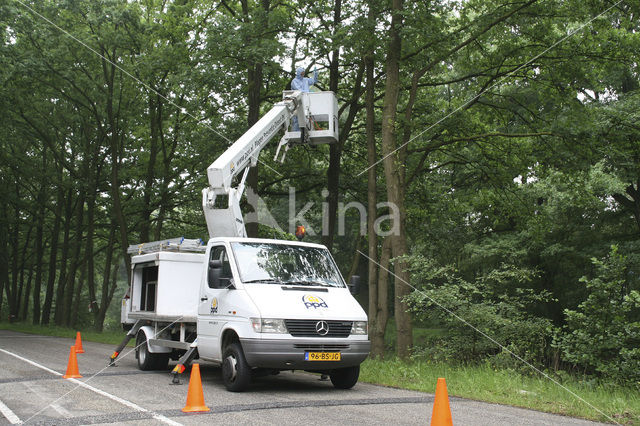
250,318,287,334
351,321,367,335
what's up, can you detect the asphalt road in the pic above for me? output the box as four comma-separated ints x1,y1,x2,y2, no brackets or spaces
0,330,606,425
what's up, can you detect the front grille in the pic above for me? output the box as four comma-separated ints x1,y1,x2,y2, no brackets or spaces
294,344,350,351
285,319,352,337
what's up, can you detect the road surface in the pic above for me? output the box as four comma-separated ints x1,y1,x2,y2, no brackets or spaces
0,330,606,425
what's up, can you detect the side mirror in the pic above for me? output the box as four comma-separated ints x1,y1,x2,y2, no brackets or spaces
348,275,361,295
208,260,222,288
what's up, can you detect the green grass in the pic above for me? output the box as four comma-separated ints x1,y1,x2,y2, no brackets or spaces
0,321,129,346
360,358,639,424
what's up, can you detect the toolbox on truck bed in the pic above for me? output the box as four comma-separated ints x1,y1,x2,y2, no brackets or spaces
124,252,204,324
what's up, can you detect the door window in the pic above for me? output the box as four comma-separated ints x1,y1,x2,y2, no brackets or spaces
209,246,233,288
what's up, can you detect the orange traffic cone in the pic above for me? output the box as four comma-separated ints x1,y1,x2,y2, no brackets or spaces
74,331,85,354
182,364,210,413
63,345,82,379
430,377,453,426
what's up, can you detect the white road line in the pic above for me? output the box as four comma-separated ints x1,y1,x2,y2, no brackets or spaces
0,348,182,426
49,403,72,417
0,398,22,424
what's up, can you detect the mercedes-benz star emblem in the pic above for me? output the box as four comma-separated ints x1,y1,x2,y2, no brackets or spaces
315,320,329,336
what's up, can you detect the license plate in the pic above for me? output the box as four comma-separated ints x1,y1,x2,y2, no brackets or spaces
305,351,341,361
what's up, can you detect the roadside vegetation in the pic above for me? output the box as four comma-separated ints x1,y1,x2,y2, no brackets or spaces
359,320,640,424
0,322,127,346
360,357,639,425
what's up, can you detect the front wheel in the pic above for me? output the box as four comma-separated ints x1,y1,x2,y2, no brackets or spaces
221,342,252,392
330,365,360,389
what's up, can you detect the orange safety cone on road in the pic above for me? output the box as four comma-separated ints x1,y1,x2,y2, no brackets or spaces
63,345,82,379
182,363,210,413
430,377,453,426
74,331,85,354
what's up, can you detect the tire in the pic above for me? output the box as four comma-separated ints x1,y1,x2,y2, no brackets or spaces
136,332,169,371
221,342,252,392
329,365,360,389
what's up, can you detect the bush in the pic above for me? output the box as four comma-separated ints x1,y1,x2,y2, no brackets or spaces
404,254,555,367
556,246,640,387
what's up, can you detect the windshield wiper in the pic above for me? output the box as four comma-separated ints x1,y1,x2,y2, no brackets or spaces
283,280,331,287
243,278,284,284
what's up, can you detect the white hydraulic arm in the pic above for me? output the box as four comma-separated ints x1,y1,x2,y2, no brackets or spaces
202,90,339,238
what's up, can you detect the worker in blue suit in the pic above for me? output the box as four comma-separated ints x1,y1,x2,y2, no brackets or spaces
291,66,319,131
291,66,318,92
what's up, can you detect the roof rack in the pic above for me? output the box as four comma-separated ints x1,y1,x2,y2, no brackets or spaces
127,237,206,255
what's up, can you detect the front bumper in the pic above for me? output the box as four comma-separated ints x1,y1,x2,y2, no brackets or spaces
240,338,371,370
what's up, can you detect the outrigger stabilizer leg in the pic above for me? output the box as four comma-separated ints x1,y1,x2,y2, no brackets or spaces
171,340,199,385
108,320,143,366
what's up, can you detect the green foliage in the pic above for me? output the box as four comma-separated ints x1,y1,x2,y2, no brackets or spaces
556,246,640,387
257,223,296,241
405,253,554,369
0,321,131,346
360,357,639,424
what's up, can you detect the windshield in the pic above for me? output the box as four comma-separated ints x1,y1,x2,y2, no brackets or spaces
231,242,345,288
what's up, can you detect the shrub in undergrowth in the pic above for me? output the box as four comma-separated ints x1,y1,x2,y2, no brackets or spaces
404,254,555,368
555,246,640,387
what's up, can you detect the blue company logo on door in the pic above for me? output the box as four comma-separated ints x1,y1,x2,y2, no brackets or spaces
302,294,328,309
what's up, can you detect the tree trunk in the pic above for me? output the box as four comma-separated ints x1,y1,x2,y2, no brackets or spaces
155,113,175,241
95,259,120,332
54,187,73,325
84,183,97,325
20,268,33,322
84,136,100,325
102,49,131,282
346,234,362,284
242,0,270,238
63,189,85,326
245,70,260,238
32,150,48,325
380,0,412,359
94,224,116,331
364,10,383,355
41,170,63,325
8,185,21,321
322,0,342,250
0,200,8,321
370,237,391,357
70,260,86,328
15,226,33,320
392,234,413,358
140,94,160,242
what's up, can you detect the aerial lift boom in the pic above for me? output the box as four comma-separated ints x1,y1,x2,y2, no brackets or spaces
202,90,338,238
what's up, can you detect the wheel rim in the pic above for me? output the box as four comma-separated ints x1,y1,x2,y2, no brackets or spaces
224,355,237,383
138,337,147,365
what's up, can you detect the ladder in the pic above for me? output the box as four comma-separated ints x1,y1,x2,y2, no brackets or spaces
126,237,206,255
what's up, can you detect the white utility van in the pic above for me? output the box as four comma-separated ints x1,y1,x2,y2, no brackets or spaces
117,237,370,391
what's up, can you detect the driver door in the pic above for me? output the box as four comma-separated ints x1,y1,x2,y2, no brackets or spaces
197,245,234,361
